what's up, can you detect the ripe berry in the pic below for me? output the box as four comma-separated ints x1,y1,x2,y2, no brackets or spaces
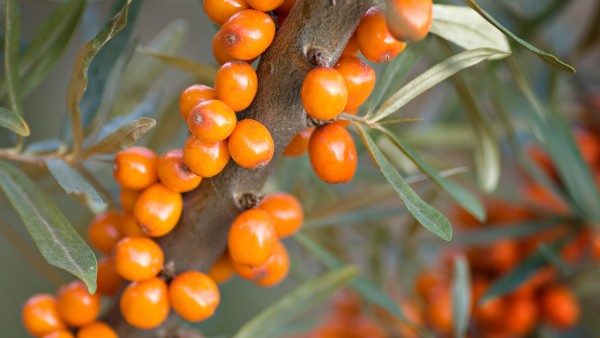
120,188,140,213
76,321,118,338
113,146,158,190
215,61,258,112
425,286,452,333
283,128,314,157
188,100,237,142
119,213,146,238
228,208,277,267
169,271,221,322
134,183,183,237
308,123,357,183
114,237,164,281
203,0,250,25
183,136,230,177
208,252,235,284
502,296,537,336
247,0,284,12
219,9,275,60
355,7,406,63
213,32,236,65
341,33,359,58
233,240,289,287
158,149,203,193
228,119,274,169
258,193,303,237
179,84,216,121
301,67,348,121
96,256,123,296
474,297,505,327
120,277,170,329
56,281,101,327
540,285,580,329
334,57,376,110
22,294,66,336
385,0,432,42
87,210,122,254
415,269,445,300
42,330,74,338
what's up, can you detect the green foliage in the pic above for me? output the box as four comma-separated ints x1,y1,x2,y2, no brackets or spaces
136,47,218,85
46,159,106,213
3,0,22,117
0,106,29,136
452,255,471,338
83,117,156,156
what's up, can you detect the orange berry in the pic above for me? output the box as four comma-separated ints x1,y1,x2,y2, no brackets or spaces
247,0,284,12
120,277,170,329
415,269,446,301
214,61,258,112
385,0,432,42
502,296,537,336
213,31,236,65
334,57,376,111
208,253,235,284
76,321,117,338
183,136,230,177
203,0,250,25
56,281,101,327
158,149,203,193
283,127,314,157
255,240,290,287
219,9,275,60
42,330,75,338
228,208,277,267
467,240,519,274
341,33,359,58
301,67,348,121
96,256,123,296
474,297,505,327
87,210,122,254
540,285,580,329
355,7,406,63
22,294,66,336
228,119,274,169
119,213,146,238
425,287,452,333
120,188,140,213
274,0,296,16
308,123,357,183
114,237,164,281
169,271,220,322
179,84,216,121
187,100,237,142
134,183,183,237
258,193,303,237
113,146,158,190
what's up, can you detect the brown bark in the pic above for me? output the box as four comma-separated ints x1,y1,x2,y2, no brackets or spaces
107,0,374,336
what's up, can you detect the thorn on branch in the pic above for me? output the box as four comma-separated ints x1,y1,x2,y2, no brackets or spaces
159,261,176,283
306,47,331,67
236,192,265,210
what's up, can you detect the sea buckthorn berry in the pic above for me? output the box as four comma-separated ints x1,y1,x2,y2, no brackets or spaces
179,84,216,121
208,252,235,284
183,136,230,177
120,277,169,329
308,123,357,183
213,32,236,65
355,7,406,63
228,119,274,169
187,100,237,142
232,240,289,287
42,330,75,338
540,285,580,329
283,128,314,157
425,286,452,333
203,0,250,25
56,281,101,327
334,57,376,111
158,149,203,193
87,210,122,254
341,33,359,58
214,61,258,112
168,271,220,322
334,108,357,128
76,321,118,338
120,188,140,213
113,146,158,190
134,183,183,237
119,213,146,238
114,237,164,281
274,0,296,16
247,0,284,12
301,67,348,121
415,269,445,300
22,294,66,336
385,0,432,42
96,257,123,296
228,208,277,267
502,296,537,336
258,193,303,238
219,10,276,60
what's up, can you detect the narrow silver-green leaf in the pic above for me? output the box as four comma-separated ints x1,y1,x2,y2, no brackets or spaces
46,159,106,212
357,125,452,241
3,0,22,116
378,126,485,221
0,160,97,293
0,106,29,136
84,117,156,155
369,48,508,123
452,255,471,338
136,47,217,85
232,267,358,338
463,0,575,73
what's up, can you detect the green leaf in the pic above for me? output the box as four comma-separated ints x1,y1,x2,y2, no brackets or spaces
430,4,510,57
378,127,485,221
46,159,106,212
232,266,358,338
84,117,156,156
136,47,218,85
0,160,97,293
463,0,575,73
356,125,452,241
451,218,561,246
0,106,29,136
368,48,508,123
3,0,22,116
304,207,405,229
452,255,471,338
